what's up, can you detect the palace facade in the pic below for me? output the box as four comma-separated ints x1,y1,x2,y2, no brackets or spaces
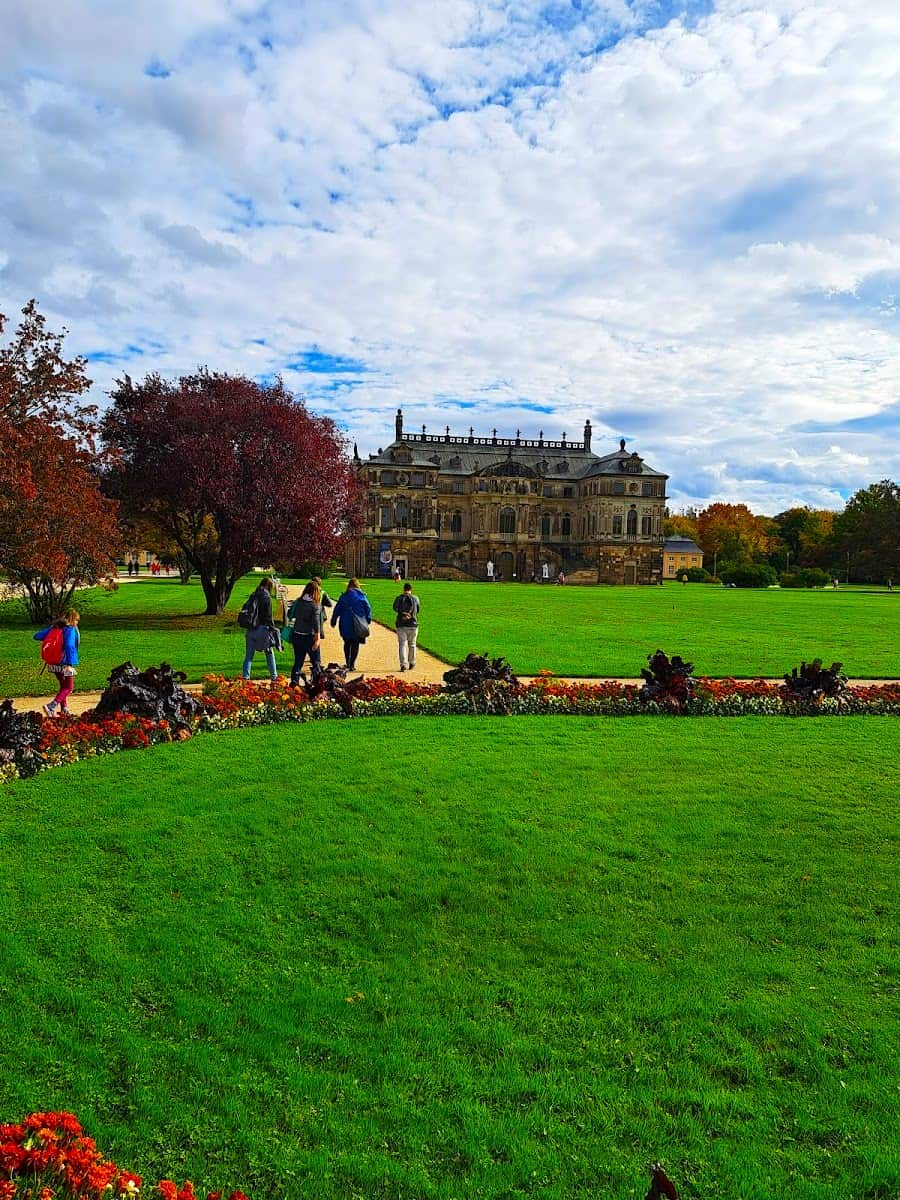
344,409,669,584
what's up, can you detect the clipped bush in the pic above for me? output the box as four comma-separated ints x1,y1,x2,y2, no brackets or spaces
719,562,777,588
779,567,831,589
680,566,712,582
639,650,696,710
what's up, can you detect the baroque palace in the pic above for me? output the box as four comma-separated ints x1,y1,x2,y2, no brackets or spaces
344,409,669,584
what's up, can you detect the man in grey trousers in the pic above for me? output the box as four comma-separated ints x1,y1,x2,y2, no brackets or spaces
392,582,420,672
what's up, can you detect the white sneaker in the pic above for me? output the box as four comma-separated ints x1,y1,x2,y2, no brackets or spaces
42,703,56,718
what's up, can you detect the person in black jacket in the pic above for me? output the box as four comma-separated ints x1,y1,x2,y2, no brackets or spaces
287,580,323,685
241,576,279,681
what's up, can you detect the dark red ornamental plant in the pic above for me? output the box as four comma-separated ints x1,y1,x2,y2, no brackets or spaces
639,650,696,711
781,659,848,706
102,370,364,614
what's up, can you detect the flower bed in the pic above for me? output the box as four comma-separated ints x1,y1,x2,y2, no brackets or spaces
0,1111,248,1199
2,672,898,785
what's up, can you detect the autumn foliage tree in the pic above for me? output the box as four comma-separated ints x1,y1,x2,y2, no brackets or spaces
696,502,773,569
102,370,363,614
0,302,120,622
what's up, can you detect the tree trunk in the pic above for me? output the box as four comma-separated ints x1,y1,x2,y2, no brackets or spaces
15,572,71,625
200,573,238,615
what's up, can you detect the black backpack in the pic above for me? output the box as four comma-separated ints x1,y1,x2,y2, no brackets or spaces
237,594,259,629
397,594,416,626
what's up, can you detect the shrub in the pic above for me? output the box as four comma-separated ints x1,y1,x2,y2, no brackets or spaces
779,567,831,589
719,562,778,588
680,566,712,582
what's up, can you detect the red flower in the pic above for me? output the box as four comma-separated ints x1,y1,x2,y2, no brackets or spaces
157,1183,178,1200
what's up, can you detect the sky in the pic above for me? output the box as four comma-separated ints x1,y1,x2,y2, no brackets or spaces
2,0,899,514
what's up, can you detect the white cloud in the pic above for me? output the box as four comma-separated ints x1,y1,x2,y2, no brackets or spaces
2,0,900,512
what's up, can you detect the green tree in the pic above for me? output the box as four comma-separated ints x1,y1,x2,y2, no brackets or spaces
769,507,836,570
831,480,900,583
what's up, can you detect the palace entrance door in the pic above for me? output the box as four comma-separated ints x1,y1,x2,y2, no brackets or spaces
498,551,514,581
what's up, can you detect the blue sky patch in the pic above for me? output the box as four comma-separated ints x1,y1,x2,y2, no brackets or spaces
144,58,171,78
287,349,369,374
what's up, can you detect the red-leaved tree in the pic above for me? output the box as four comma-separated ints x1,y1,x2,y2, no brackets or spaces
102,370,363,614
0,302,120,622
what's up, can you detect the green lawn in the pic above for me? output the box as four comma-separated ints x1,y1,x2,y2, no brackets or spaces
1,578,899,696
362,578,900,678
1,718,898,1198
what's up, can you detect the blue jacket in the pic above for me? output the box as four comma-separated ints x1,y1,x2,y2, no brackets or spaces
331,588,372,640
34,623,80,667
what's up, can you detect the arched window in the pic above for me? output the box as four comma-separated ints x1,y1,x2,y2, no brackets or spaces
541,513,551,537
612,514,623,536
641,514,651,537
450,510,462,534
626,508,637,537
395,499,409,530
561,514,572,537
500,507,516,535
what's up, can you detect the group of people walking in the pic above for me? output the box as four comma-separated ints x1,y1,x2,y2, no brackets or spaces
240,576,420,683
32,577,421,717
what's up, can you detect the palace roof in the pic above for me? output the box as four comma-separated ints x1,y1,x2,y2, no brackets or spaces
361,412,667,481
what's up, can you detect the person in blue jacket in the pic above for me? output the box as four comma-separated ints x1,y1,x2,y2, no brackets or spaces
34,609,81,718
330,578,372,670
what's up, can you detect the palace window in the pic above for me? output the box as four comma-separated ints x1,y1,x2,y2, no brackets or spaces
450,511,463,534
626,508,637,537
411,507,423,532
411,472,425,487
453,480,465,494
563,486,574,498
612,514,623,536
380,506,392,531
642,481,653,496
641,514,652,537
561,514,572,537
500,507,516,535
541,513,551,537
613,481,625,495
395,499,409,530
381,471,395,486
